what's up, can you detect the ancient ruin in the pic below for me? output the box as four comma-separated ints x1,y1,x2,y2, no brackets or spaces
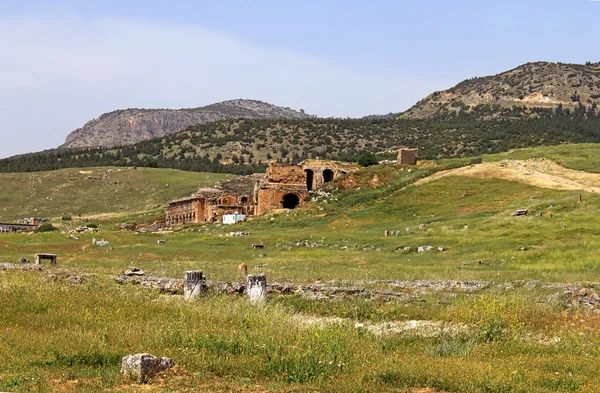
35,253,57,265
165,160,357,225
398,149,417,165
183,270,204,301
0,223,37,233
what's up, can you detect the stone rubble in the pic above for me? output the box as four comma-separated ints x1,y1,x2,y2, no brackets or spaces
120,353,175,383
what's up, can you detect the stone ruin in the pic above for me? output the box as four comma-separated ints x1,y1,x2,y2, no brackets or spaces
165,159,357,225
397,149,417,165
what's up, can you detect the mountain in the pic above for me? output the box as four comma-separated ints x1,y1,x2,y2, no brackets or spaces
63,99,311,148
402,61,600,119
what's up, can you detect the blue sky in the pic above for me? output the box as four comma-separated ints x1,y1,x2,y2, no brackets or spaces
0,0,598,157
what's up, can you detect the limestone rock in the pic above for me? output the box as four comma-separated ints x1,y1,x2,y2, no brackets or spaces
124,266,145,276
120,353,174,383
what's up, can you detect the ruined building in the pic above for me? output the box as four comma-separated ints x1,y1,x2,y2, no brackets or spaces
166,160,356,225
398,149,417,165
165,175,262,226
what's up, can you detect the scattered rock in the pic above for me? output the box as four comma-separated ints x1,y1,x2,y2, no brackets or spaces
0,263,42,271
511,209,528,217
417,246,434,253
120,353,175,383
116,223,137,231
156,240,166,245
124,266,145,276
95,238,110,247
226,231,249,237
17,257,29,264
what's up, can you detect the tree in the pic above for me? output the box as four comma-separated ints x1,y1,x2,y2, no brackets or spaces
357,151,378,167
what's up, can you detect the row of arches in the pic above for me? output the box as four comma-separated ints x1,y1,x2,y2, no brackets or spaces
169,211,196,225
304,169,335,191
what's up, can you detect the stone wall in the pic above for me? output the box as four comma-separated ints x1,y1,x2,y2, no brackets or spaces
256,163,310,215
165,196,207,226
398,149,417,165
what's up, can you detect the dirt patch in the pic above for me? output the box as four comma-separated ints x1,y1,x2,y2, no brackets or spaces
414,158,600,193
291,315,468,338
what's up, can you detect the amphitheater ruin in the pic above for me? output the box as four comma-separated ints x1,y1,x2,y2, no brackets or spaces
165,160,357,225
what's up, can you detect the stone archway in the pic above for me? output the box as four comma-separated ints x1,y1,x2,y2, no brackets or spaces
323,169,334,183
305,169,314,191
282,193,300,209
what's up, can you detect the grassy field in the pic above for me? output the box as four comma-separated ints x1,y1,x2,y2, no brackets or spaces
0,167,228,221
4,145,600,392
484,143,600,172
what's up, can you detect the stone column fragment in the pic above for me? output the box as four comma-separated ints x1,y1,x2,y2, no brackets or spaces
183,270,204,301
247,274,267,304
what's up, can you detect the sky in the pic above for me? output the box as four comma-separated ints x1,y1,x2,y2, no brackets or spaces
0,0,598,158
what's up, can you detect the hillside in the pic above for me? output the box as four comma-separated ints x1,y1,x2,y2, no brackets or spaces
0,167,227,221
63,99,311,148
3,111,600,174
403,61,600,119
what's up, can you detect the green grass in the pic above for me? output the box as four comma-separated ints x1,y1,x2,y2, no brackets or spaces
485,143,600,172
5,145,600,391
0,167,227,221
2,273,600,392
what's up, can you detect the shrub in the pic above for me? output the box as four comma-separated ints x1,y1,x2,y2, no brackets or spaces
86,223,99,229
35,223,57,233
61,215,72,221
357,152,378,167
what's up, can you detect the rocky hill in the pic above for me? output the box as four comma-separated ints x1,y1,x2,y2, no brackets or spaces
402,61,600,119
63,99,311,148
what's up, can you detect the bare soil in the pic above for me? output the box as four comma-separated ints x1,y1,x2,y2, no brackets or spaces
415,158,600,193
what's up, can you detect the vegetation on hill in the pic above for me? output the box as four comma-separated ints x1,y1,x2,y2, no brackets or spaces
403,61,600,119
2,107,600,174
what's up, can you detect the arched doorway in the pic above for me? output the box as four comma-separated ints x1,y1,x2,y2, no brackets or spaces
305,169,314,191
240,196,248,205
282,193,300,209
323,169,334,183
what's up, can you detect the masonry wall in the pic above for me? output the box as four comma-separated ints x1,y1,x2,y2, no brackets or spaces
398,149,417,165
166,197,206,226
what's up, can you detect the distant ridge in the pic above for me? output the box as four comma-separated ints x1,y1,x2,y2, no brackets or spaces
402,61,600,119
63,99,311,148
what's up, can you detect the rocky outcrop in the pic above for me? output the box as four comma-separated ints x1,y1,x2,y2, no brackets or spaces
63,99,311,148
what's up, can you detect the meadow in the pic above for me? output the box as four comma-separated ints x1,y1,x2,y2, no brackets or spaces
3,144,600,392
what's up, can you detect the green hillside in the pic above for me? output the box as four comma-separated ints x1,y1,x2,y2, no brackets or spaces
485,143,600,172
5,145,600,392
2,109,600,174
0,167,227,221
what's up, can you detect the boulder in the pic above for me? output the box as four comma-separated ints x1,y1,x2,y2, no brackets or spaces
120,353,174,383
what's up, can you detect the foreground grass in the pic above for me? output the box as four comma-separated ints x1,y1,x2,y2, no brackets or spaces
1,272,600,392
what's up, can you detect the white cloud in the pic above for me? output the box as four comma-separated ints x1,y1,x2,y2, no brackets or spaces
0,14,445,158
